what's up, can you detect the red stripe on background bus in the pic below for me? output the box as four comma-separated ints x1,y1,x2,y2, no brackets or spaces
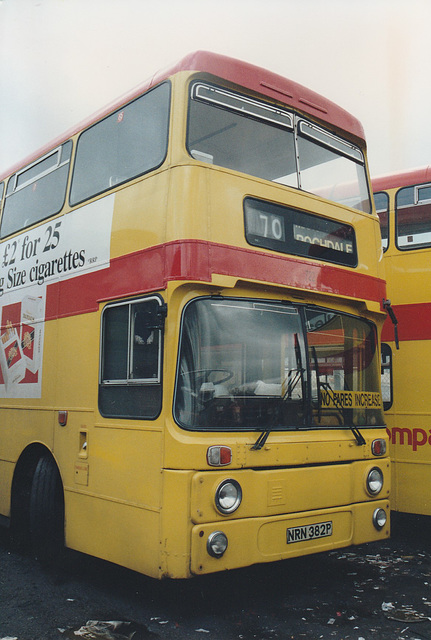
387,426,431,451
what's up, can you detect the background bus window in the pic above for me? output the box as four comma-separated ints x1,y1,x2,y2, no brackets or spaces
1,142,72,238
396,183,431,249
380,343,393,411
99,297,163,419
70,82,170,205
374,191,389,251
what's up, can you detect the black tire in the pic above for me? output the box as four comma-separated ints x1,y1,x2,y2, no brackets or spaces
29,454,64,564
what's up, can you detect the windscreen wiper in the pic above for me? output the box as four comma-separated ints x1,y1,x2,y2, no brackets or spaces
350,425,366,446
252,334,305,451
251,369,304,451
251,406,366,449
312,347,365,446
321,383,366,446
312,346,322,423
251,429,271,450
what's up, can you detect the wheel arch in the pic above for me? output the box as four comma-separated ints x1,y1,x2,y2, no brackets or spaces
10,443,63,548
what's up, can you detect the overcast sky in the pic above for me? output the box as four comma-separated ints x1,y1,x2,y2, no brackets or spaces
0,0,429,179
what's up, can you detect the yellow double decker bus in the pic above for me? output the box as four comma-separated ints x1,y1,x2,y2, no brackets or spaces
0,51,389,578
373,167,431,516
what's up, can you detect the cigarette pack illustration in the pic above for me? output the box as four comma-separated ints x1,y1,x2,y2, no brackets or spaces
0,322,26,392
20,296,43,374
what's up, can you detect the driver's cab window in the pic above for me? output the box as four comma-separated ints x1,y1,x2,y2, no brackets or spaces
99,296,164,419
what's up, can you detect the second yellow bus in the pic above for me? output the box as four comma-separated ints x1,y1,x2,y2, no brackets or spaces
374,167,431,516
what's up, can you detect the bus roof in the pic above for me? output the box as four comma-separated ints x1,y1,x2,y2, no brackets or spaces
372,166,431,192
0,50,365,182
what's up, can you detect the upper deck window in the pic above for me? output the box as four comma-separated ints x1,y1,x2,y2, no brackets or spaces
1,142,72,238
0,182,4,202
188,83,297,188
296,121,370,213
70,82,170,206
395,182,431,249
187,82,371,213
374,191,389,251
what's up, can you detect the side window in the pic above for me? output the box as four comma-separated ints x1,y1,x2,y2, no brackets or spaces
99,297,165,419
0,182,4,202
381,343,392,411
70,82,170,205
396,182,431,249
1,142,72,238
374,191,389,251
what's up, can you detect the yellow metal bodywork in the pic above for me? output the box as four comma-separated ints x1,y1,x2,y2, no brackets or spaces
158,438,389,579
0,69,389,578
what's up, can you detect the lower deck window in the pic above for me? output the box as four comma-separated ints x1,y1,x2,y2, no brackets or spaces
99,297,163,419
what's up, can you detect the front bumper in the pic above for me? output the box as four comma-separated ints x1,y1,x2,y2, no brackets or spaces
190,499,390,575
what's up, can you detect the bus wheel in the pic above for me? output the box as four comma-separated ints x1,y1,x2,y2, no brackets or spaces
29,454,64,564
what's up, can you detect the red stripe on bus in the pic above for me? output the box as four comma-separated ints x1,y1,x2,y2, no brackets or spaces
45,240,386,320
372,166,431,192
382,302,431,342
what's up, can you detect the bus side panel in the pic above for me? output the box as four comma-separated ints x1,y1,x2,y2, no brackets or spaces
51,309,165,575
110,172,171,260
391,340,431,414
383,236,431,514
65,492,161,578
386,339,431,513
62,425,165,578
390,460,431,515
0,407,55,466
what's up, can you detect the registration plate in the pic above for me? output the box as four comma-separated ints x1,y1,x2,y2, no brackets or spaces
286,521,333,544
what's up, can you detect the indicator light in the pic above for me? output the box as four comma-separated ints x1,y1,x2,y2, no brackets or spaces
207,446,232,466
371,439,386,456
58,410,68,427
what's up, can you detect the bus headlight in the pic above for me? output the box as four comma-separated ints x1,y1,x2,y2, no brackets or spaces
373,508,387,530
366,467,384,495
215,479,242,515
207,531,228,558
